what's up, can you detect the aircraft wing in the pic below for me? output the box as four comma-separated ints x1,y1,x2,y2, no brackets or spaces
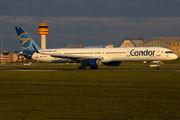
44,53,103,60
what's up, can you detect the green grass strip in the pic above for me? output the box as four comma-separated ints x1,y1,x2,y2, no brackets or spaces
0,71,180,119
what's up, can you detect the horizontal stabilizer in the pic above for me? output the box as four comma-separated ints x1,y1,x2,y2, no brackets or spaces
17,53,31,57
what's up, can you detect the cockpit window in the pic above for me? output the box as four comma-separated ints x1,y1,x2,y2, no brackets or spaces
165,51,173,54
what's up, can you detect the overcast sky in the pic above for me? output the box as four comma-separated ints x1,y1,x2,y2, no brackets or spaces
0,0,180,51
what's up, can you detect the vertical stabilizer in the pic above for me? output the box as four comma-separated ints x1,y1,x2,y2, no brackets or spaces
15,26,40,56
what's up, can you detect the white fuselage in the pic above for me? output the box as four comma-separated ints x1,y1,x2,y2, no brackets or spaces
31,47,178,63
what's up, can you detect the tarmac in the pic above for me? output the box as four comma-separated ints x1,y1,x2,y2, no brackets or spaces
0,69,180,72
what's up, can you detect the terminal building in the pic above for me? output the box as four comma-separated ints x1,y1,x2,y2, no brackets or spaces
119,38,146,47
66,43,84,48
0,51,26,62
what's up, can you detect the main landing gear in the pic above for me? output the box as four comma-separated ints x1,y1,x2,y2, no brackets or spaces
78,66,86,69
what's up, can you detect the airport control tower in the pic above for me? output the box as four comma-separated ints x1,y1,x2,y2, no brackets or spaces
37,20,49,49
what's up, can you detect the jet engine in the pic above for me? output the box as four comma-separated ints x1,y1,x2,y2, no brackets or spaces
82,58,101,67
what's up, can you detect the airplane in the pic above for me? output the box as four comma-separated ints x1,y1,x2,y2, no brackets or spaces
15,26,178,70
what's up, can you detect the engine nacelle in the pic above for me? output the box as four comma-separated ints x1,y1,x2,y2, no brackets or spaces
103,61,121,66
82,58,101,67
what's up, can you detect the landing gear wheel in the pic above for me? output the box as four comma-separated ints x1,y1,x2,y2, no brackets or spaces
155,67,159,70
82,66,86,69
78,66,86,70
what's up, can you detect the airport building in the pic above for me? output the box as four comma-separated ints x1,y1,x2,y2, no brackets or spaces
119,38,146,47
0,52,26,63
66,43,84,48
120,37,180,57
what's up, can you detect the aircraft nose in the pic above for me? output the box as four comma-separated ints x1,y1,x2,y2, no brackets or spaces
174,54,178,59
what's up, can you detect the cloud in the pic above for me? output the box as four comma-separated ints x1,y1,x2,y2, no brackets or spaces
0,0,180,18
1,15,180,51
0,0,180,52
0,16,37,24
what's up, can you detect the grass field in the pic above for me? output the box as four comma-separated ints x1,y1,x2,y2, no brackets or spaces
0,71,180,120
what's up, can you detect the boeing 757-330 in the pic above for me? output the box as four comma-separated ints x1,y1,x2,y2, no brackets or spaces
15,26,178,70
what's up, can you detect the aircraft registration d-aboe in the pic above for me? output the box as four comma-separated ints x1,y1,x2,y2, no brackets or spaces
15,27,178,70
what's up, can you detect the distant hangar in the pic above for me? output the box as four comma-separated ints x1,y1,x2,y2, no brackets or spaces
119,37,180,57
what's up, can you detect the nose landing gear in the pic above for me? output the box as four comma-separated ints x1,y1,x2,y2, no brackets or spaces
149,61,161,70
155,67,159,70
155,62,160,70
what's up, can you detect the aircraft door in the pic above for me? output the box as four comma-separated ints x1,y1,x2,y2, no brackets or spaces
126,49,130,57
156,50,161,57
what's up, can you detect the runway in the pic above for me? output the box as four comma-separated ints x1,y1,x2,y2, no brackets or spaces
0,69,180,72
